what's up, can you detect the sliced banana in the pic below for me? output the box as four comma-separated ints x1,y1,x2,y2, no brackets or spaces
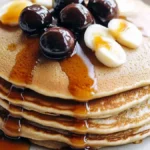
95,37,127,68
84,24,114,51
84,24,126,68
84,24,113,50
32,0,53,8
108,19,143,49
0,0,32,26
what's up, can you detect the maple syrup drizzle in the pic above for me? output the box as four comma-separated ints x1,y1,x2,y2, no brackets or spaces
70,134,88,148
114,21,127,38
60,42,97,100
3,81,25,140
2,115,21,138
93,36,111,51
7,83,25,115
1,1,29,25
0,133,30,150
7,43,17,51
7,84,25,100
9,37,40,84
0,109,28,149
117,22,127,33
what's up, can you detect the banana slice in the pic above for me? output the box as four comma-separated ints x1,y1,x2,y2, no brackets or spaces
108,19,143,49
84,24,114,51
32,0,53,8
84,24,126,68
0,0,32,26
95,36,127,68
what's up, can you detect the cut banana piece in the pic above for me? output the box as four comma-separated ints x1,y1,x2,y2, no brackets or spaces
0,0,32,26
32,0,53,8
84,24,114,51
84,24,126,68
108,19,143,49
94,36,126,68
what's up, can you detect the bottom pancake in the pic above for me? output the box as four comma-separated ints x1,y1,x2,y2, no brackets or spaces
0,106,150,149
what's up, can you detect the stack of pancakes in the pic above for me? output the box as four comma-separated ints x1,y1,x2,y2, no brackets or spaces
0,0,150,149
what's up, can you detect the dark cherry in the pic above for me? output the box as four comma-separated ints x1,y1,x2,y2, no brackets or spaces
87,0,118,23
54,0,84,12
19,4,52,35
40,27,76,60
60,4,94,31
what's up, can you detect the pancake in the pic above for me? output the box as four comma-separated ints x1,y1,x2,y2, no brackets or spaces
1,77,150,119
0,106,150,149
1,98,150,134
0,0,150,101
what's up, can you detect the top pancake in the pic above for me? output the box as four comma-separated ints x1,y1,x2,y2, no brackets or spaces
0,0,150,101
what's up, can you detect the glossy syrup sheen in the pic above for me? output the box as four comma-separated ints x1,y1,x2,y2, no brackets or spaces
9,37,39,84
93,36,111,51
117,21,127,34
0,110,28,149
0,112,29,150
7,43,17,51
112,21,127,38
3,115,21,137
1,1,30,25
60,42,97,100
